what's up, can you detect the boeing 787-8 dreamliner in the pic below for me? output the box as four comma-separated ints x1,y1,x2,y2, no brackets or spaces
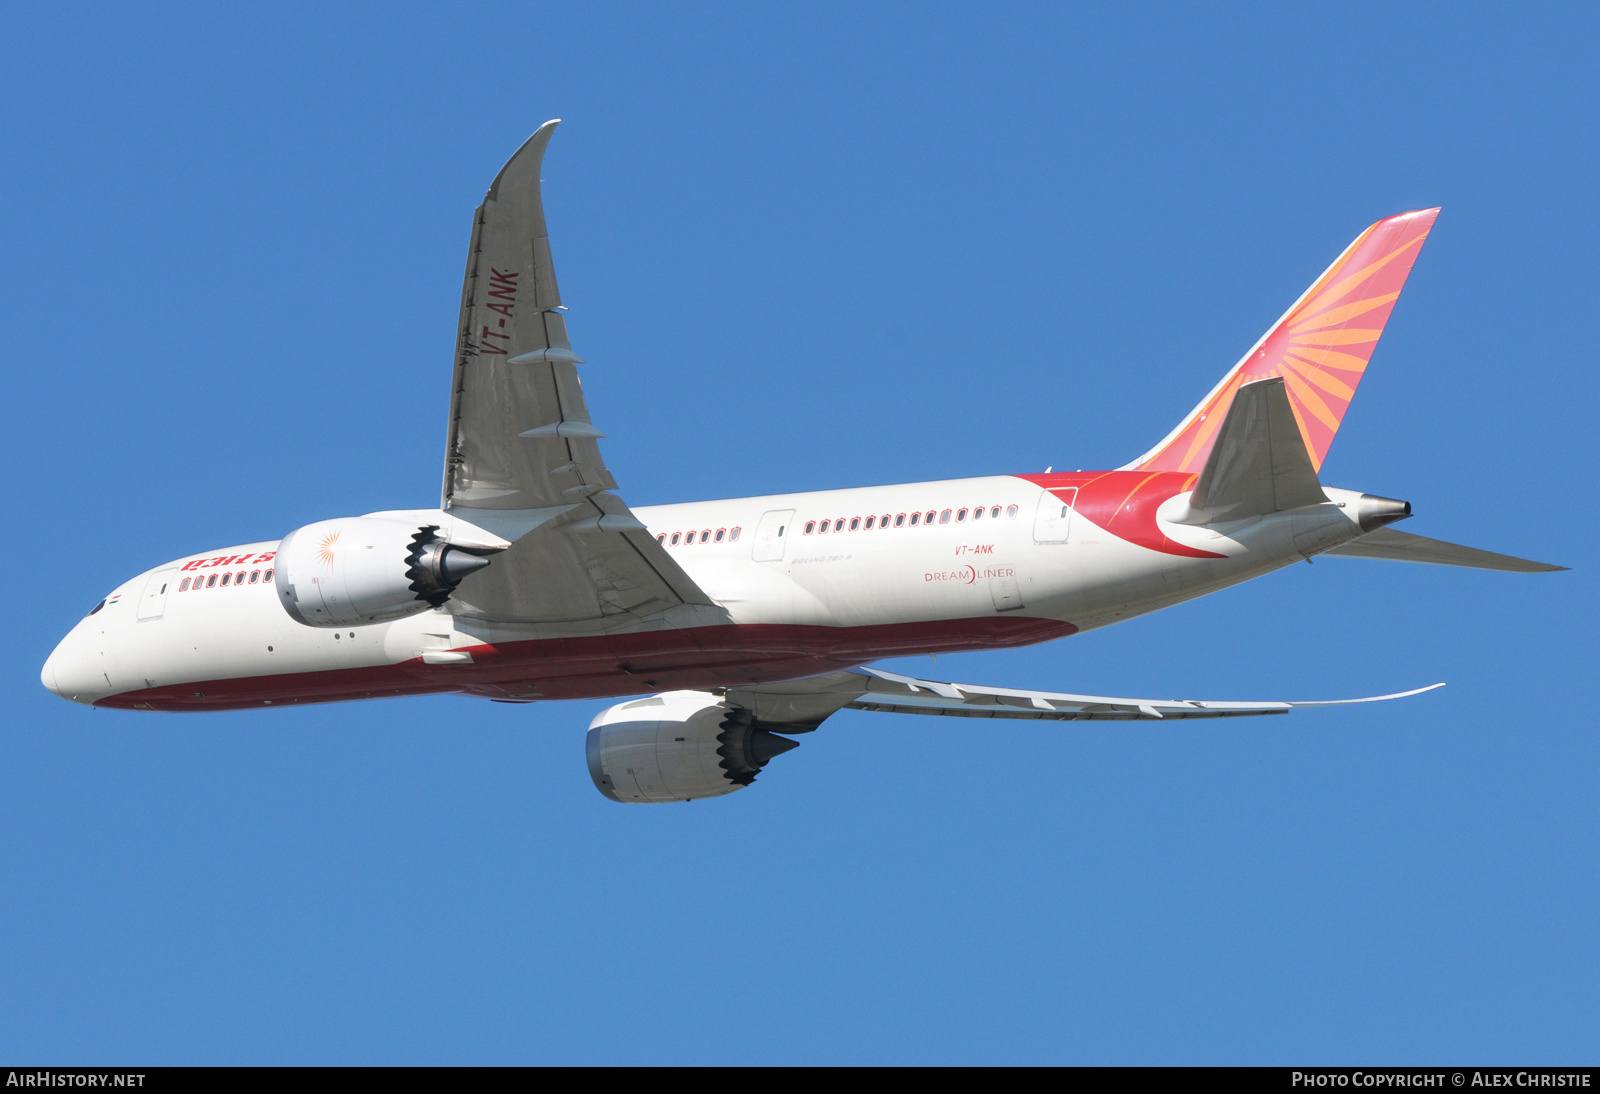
42,122,1563,802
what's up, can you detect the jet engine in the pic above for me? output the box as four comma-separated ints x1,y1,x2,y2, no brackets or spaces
274,514,502,627
586,691,801,803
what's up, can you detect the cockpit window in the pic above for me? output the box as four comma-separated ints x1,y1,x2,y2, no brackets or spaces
88,599,106,616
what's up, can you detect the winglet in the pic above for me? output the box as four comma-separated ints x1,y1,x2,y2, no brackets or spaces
1126,208,1441,475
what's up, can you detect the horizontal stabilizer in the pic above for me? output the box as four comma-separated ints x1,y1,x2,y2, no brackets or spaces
1325,528,1566,572
1187,377,1327,518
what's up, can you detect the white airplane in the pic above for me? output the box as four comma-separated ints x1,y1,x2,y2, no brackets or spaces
42,121,1563,803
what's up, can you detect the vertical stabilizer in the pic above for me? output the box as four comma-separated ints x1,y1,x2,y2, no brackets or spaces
1125,208,1439,475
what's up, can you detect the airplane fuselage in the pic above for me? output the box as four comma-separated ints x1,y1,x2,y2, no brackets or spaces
43,472,1373,711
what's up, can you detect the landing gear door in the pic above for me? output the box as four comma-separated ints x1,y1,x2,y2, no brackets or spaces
1032,488,1076,544
752,509,795,562
137,568,178,621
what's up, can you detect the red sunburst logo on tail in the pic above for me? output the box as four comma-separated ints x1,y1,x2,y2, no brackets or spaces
1131,208,1440,476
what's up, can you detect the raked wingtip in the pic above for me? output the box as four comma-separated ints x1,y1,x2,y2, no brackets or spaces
1289,682,1445,708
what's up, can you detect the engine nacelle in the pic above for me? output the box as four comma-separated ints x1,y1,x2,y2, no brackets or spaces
586,691,800,803
275,513,502,628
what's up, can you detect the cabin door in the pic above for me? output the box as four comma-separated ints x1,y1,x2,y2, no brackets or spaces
752,510,795,562
1032,488,1077,543
137,569,178,621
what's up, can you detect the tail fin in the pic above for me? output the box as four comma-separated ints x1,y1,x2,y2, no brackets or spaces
1125,208,1440,475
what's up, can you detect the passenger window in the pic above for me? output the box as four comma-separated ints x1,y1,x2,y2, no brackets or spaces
910,512,920,526
715,528,725,542
881,514,891,527
179,578,191,592
221,573,231,587
864,516,874,529
701,530,710,543
818,519,829,534
939,510,952,524
1006,505,1018,518
670,533,681,545
895,513,906,527
926,511,936,524
956,508,967,522
805,521,816,535
730,527,741,542
973,506,984,520
264,569,274,583
991,506,1002,519
237,571,246,584
250,570,260,583
657,534,666,544
849,517,860,531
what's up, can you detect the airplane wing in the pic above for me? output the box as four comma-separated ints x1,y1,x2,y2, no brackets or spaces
721,667,1443,732
440,121,720,625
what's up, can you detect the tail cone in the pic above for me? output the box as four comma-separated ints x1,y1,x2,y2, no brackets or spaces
1357,494,1412,531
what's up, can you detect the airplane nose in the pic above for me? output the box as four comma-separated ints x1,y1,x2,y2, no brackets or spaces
41,631,105,706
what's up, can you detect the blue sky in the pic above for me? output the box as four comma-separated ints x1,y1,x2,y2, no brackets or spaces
3,2,1596,1064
